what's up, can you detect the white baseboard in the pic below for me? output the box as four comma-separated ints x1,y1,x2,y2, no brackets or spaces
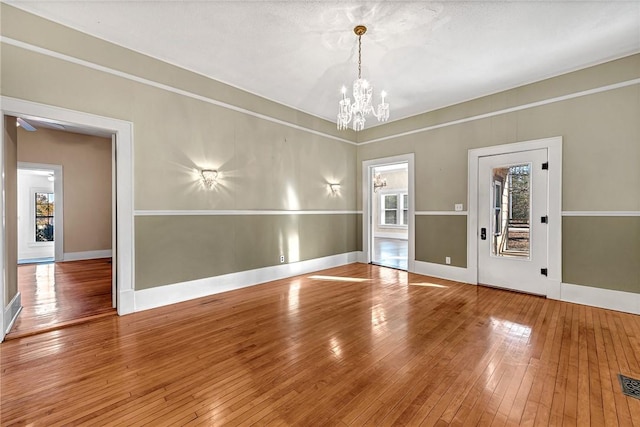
133,252,359,312
19,249,54,261
374,232,408,240
3,292,22,338
409,263,637,315
413,260,475,284
64,250,112,261
118,290,135,315
561,283,639,315
128,252,639,317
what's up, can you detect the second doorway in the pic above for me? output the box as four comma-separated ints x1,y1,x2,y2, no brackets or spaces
371,162,409,270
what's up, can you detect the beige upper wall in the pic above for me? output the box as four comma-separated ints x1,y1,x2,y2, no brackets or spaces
357,54,640,212
0,4,357,212
133,96,356,211
17,128,112,253
358,54,640,143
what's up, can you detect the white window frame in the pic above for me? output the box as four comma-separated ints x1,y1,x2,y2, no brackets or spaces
379,190,408,228
29,186,55,247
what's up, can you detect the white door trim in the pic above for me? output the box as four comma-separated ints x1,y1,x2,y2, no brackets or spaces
362,153,415,272
468,137,562,299
1,97,135,342
111,134,117,309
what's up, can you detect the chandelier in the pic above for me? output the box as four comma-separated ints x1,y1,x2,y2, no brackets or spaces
373,173,387,192
337,25,389,131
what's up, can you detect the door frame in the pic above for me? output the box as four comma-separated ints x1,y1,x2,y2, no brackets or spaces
467,137,562,299
362,153,415,272
1,97,135,341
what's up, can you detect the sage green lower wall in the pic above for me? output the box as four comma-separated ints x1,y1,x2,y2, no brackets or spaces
563,216,640,293
415,215,467,268
135,214,358,289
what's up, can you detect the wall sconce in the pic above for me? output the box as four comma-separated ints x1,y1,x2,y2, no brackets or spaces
329,183,341,193
200,169,218,189
373,173,387,192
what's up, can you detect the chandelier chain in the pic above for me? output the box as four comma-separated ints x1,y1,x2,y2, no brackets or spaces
358,35,362,80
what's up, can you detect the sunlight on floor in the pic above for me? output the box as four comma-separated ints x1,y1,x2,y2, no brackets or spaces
409,282,448,288
34,263,57,315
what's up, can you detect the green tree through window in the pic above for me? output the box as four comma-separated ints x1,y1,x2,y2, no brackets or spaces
35,192,54,242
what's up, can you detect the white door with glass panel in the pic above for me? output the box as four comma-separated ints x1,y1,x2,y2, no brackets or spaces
478,149,548,295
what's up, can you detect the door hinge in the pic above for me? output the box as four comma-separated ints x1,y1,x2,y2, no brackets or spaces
541,216,548,224
542,162,549,170
541,268,548,276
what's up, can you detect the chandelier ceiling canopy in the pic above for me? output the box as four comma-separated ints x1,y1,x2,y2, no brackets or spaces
337,25,390,132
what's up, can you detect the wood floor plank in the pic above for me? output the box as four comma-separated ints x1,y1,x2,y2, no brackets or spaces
2,263,639,426
585,306,607,426
575,305,591,427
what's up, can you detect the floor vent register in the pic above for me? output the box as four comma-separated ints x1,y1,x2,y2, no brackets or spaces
619,374,640,400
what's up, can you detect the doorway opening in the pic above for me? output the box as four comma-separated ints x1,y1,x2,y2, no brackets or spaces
1,98,136,341
362,154,415,272
1,97,135,342
371,163,409,270
18,163,63,265
7,119,116,338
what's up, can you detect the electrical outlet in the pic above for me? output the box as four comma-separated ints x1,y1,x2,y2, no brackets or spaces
280,255,285,263
445,256,451,265
454,204,463,211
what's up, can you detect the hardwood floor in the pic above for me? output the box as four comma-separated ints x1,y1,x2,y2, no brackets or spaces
6,258,116,339
2,263,639,426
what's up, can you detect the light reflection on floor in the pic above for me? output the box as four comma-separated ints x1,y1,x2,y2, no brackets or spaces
490,316,533,339
34,263,57,315
288,280,300,312
329,336,343,360
307,275,369,283
371,304,388,335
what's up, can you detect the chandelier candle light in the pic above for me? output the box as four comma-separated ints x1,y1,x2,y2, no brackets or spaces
337,25,390,131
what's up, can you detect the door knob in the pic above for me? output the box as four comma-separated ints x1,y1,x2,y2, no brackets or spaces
480,228,487,240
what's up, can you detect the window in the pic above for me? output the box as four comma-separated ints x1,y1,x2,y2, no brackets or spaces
35,192,54,242
381,193,408,226
493,181,502,235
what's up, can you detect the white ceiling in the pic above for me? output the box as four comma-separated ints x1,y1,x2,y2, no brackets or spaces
8,1,640,126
